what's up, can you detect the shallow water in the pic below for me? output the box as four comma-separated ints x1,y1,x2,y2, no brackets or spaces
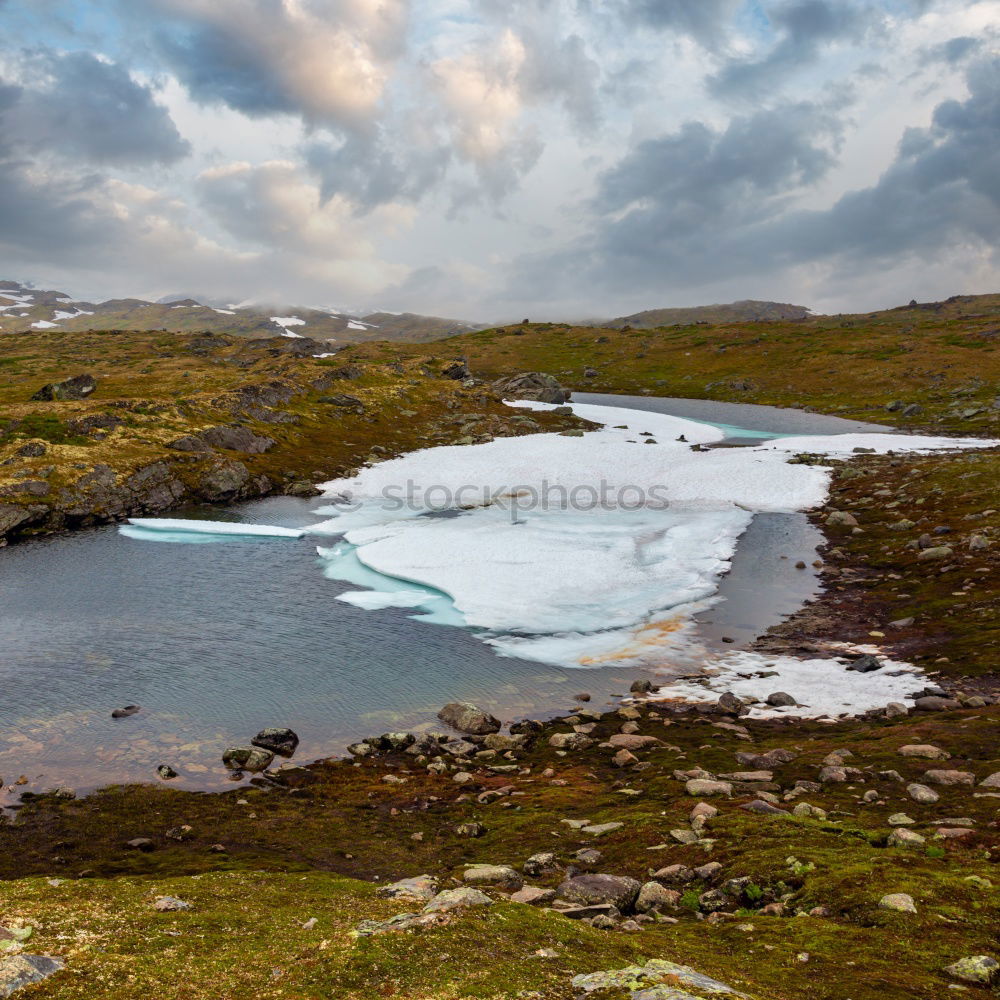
571,392,894,438
0,397,829,796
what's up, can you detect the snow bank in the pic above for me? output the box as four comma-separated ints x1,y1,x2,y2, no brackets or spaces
650,649,924,719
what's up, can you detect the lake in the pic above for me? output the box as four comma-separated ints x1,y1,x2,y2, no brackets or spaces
0,395,870,796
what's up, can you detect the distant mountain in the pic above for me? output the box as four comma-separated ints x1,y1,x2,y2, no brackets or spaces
596,300,811,329
0,281,480,344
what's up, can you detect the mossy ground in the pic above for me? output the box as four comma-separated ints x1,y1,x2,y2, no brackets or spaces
352,293,1000,435
0,330,580,539
2,702,998,998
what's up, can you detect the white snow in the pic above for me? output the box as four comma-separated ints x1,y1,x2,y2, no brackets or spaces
53,309,94,321
122,518,304,539
347,320,369,331
271,316,307,338
213,308,236,315
304,399,997,714
31,320,59,329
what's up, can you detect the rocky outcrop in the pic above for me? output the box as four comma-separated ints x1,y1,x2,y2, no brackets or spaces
199,425,276,454
491,372,569,404
30,374,96,401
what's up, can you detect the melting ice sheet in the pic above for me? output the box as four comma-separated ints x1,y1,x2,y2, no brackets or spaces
305,399,997,715
122,518,304,542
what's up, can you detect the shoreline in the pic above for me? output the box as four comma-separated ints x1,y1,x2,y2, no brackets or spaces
3,391,999,799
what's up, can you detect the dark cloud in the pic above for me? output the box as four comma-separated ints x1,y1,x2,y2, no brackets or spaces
142,0,406,130
304,131,451,211
2,48,189,165
708,0,877,98
596,99,844,238
0,48,188,266
517,56,1000,302
154,19,293,118
923,35,983,66
591,0,742,46
0,86,121,262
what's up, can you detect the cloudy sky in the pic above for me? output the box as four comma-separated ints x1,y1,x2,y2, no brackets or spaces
1,0,997,319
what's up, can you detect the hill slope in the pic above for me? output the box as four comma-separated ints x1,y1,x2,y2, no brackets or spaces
600,299,811,328
0,281,478,344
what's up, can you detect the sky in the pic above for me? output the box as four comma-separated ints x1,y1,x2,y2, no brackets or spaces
0,0,997,320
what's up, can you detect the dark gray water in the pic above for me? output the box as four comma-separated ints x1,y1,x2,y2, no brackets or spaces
573,392,893,441
0,396,830,796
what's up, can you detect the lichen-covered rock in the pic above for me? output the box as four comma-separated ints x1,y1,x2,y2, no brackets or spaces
549,732,594,751
200,425,276,454
523,852,559,876
943,955,999,985
572,959,750,998
887,828,925,847
221,746,273,772
686,779,732,797
879,893,917,913
924,769,975,786
907,782,939,804
377,875,438,903
635,882,680,913
898,744,949,760
511,886,556,906
463,865,523,891
422,887,493,913
0,955,65,997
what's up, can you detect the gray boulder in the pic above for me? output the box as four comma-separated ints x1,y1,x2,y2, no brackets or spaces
251,728,299,757
437,702,501,735
0,955,65,997
556,874,641,912
221,746,274,772
491,372,570,404
200,425,275,454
